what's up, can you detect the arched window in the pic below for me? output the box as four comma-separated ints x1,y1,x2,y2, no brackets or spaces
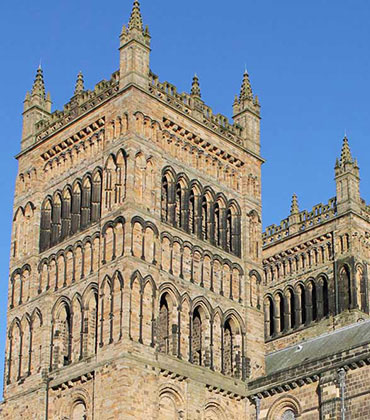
277,293,285,333
201,197,208,240
189,190,196,234
265,297,275,338
71,183,81,235
299,285,306,325
226,209,232,252
91,171,102,222
339,266,351,312
115,151,125,205
61,189,71,240
192,308,202,366
51,195,62,247
223,317,243,379
223,320,233,375
52,304,71,369
161,176,169,223
311,282,317,321
288,289,295,329
175,183,182,229
105,156,114,210
158,295,170,354
81,177,92,229
40,199,52,252
214,203,221,246
71,400,87,420
323,278,329,317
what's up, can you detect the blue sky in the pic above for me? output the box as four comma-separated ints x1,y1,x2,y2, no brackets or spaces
1,0,370,395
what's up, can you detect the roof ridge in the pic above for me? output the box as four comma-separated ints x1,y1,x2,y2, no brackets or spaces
268,318,370,356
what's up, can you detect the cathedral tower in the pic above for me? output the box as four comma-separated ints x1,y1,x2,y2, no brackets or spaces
1,2,264,418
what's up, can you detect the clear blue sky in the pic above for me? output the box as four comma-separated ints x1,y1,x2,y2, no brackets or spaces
1,0,370,395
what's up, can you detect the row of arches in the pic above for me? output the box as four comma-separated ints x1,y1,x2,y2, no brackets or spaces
264,264,368,338
6,308,43,384
264,241,332,285
131,217,244,302
11,217,124,308
51,285,98,371
161,166,242,257
104,148,126,211
135,111,244,193
8,271,248,384
158,385,230,420
264,276,330,338
6,283,99,384
40,168,102,252
12,202,35,260
43,129,105,182
129,271,248,380
12,213,246,311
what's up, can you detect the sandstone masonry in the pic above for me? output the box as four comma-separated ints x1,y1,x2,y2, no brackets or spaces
1,2,370,419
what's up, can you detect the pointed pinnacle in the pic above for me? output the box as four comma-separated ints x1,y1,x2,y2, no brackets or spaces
31,66,46,98
191,74,201,98
290,193,299,214
128,0,143,32
74,71,85,95
340,135,353,165
240,69,253,101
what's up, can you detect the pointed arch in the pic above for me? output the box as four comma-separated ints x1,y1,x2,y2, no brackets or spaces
51,297,72,370
100,275,113,347
130,271,142,343
40,197,52,252
338,264,351,312
71,181,82,235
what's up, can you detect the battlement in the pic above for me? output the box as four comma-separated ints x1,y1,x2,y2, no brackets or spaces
263,197,337,247
148,71,248,147
33,71,120,144
28,67,255,153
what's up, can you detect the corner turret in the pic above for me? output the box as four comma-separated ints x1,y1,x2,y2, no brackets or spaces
232,69,261,154
119,0,151,89
22,65,52,150
335,136,361,214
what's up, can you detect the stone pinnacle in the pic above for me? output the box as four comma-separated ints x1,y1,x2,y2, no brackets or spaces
74,71,85,95
239,69,253,101
31,65,46,98
340,135,353,165
191,74,201,98
290,193,299,214
128,0,143,31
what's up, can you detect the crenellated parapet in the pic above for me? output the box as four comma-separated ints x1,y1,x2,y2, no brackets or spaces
33,72,119,145
148,71,249,149
263,197,337,248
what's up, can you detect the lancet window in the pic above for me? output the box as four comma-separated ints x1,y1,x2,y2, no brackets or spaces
160,167,241,257
39,169,102,252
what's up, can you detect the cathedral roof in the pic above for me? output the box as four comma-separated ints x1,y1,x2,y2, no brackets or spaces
266,318,370,375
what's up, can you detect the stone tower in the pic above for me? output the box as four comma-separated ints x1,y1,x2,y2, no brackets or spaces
1,2,265,418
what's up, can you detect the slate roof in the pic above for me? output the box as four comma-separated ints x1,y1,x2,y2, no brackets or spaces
266,319,370,375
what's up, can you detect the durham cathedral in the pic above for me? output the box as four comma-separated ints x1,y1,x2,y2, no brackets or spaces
2,2,370,419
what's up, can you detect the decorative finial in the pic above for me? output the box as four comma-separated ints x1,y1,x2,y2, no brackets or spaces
128,0,143,32
340,135,353,165
191,74,201,98
290,193,299,214
31,65,46,98
240,69,253,101
74,71,85,95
